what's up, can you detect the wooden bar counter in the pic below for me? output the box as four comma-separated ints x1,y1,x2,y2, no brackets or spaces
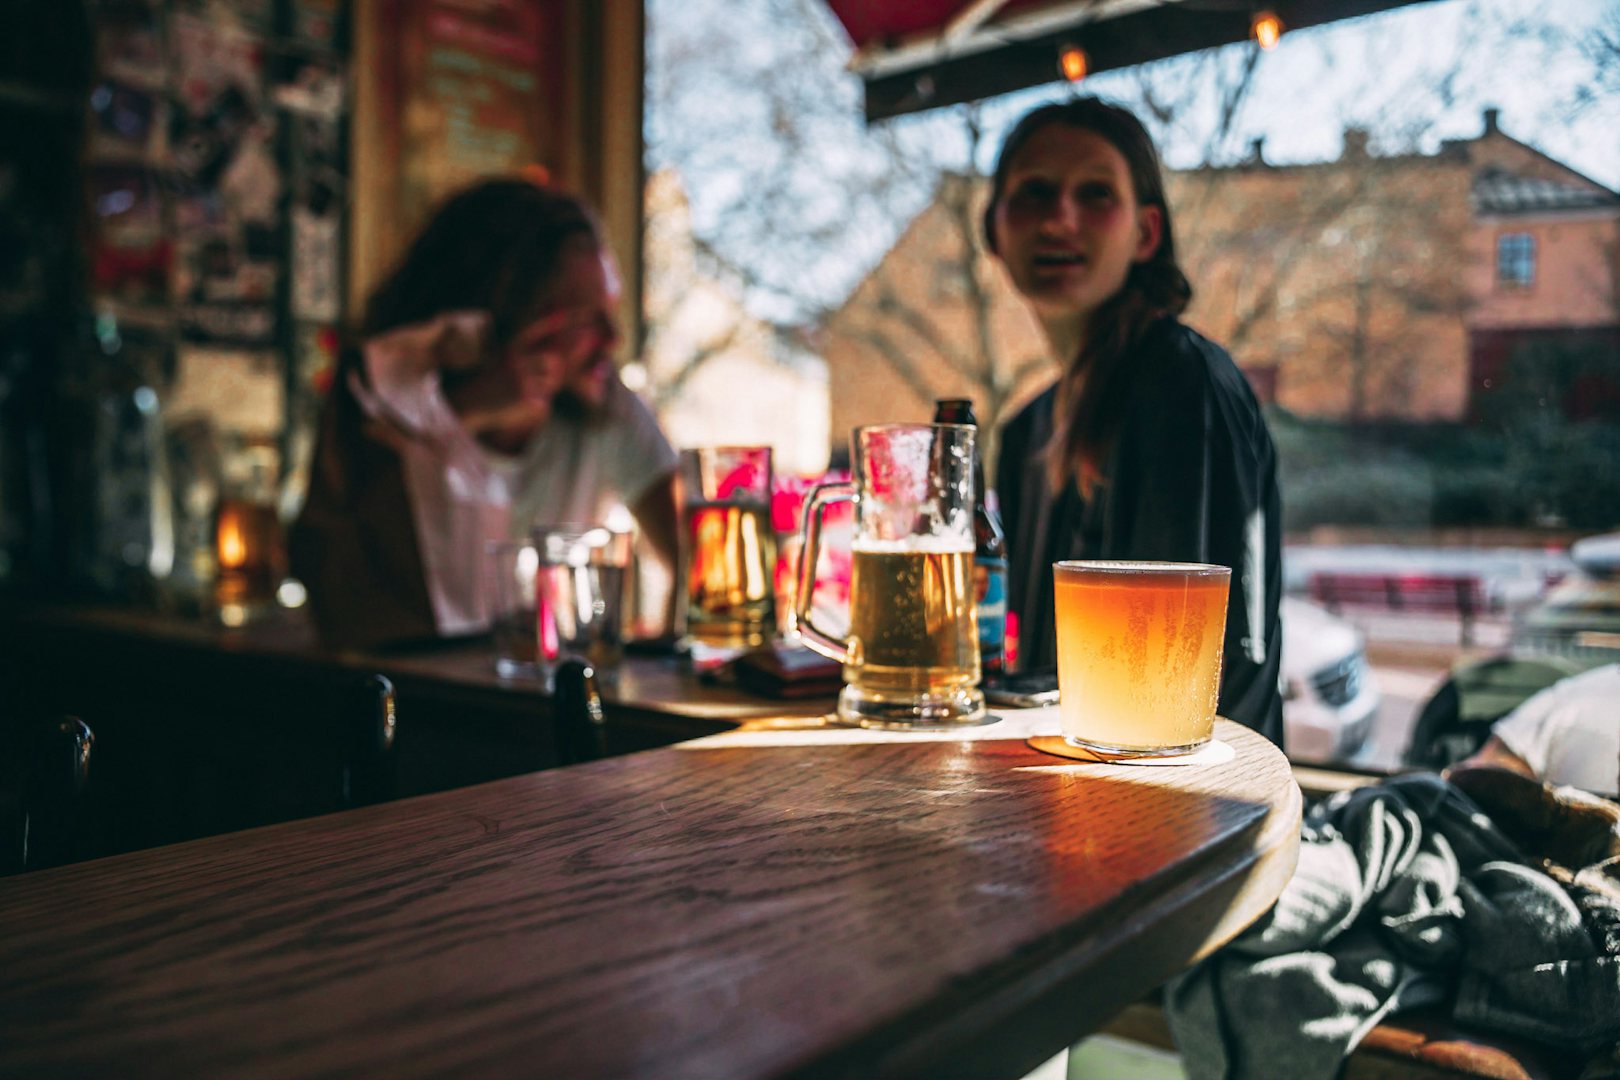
0,602,825,861
0,717,1300,1080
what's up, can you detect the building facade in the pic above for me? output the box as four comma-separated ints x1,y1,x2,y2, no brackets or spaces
821,110,1620,453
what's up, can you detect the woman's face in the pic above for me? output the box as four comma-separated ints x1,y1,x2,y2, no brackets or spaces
450,239,622,452
991,124,1163,326
509,239,622,416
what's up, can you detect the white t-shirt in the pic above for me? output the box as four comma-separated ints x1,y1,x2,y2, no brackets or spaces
498,380,678,537
354,314,675,636
1492,664,1620,798
355,312,511,637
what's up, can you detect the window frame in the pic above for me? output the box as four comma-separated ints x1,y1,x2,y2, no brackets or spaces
1496,231,1536,289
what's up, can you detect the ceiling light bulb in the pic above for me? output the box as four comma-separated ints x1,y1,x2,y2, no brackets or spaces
1058,43,1088,82
1252,10,1283,50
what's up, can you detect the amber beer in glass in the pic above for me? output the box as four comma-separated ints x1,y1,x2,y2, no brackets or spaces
678,446,777,648
1053,561,1230,755
846,541,978,698
214,497,284,625
795,423,984,728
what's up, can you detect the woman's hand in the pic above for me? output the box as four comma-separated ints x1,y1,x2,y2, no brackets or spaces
442,311,576,452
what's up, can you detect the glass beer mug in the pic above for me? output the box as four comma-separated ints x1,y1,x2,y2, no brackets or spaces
794,424,985,728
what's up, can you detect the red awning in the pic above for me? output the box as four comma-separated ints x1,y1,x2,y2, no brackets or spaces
822,0,1060,51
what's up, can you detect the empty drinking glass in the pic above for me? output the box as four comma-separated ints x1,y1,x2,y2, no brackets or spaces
533,524,633,676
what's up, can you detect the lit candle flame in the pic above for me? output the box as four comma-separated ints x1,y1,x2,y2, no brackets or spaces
218,512,246,569
1058,43,1088,82
1252,10,1283,50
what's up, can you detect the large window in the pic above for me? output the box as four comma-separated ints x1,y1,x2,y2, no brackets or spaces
646,0,1620,772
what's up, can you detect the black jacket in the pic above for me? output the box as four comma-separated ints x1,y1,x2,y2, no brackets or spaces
995,317,1284,746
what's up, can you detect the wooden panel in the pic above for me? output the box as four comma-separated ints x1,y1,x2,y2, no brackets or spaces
0,721,1298,1080
569,0,644,359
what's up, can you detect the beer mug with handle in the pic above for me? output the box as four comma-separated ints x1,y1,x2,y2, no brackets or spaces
794,423,985,728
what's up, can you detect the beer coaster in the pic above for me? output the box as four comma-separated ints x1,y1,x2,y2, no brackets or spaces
1026,735,1235,767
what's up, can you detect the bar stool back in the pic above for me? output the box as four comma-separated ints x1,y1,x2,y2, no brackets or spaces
552,659,607,765
3,716,94,874
340,673,397,807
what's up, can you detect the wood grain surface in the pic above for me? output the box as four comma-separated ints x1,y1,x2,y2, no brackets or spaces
0,720,1298,1080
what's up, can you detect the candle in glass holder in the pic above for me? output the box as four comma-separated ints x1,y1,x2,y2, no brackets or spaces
214,497,284,625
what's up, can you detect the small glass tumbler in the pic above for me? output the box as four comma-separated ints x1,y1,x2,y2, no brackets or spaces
533,524,633,677
488,540,542,679
1053,560,1231,756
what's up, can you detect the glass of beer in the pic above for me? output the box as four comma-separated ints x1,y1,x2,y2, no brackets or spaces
678,446,777,649
794,424,984,729
1053,561,1231,756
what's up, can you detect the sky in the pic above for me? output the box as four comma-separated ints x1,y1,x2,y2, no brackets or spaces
1075,0,1617,183
648,0,1620,322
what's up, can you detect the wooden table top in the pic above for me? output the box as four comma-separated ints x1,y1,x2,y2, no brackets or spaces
0,718,1300,1080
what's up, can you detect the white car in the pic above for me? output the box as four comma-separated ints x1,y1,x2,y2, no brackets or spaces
1281,596,1382,763
1515,531,1620,666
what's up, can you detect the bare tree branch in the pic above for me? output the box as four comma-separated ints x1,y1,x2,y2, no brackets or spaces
647,319,749,409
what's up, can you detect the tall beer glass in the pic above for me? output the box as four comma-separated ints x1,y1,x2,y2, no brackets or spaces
1053,561,1230,756
678,446,777,649
795,424,984,728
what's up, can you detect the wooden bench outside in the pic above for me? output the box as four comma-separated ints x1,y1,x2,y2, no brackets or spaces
1099,999,1581,1080
1308,572,1491,645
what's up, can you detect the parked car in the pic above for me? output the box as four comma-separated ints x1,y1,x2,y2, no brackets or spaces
1514,531,1620,667
1401,532,1620,770
1281,596,1382,764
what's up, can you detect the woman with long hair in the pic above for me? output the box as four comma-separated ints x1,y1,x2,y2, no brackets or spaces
292,178,677,647
987,98,1283,744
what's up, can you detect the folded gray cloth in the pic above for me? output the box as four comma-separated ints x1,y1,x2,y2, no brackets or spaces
1165,771,1620,1080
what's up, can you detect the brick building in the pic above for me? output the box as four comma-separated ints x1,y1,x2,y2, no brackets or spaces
820,172,1052,465
820,110,1620,455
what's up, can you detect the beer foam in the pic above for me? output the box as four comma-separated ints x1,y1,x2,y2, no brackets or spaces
1054,560,1229,576
852,536,974,555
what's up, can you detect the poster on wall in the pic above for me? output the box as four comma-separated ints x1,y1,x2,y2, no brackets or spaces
169,11,280,346
290,0,343,48
89,80,163,162
397,0,551,231
278,62,345,323
96,0,166,90
88,165,170,316
86,0,169,326
174,0,273,32
288,122,342,324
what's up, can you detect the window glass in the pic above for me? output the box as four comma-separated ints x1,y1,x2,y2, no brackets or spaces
646,0,1620,774
1497,232,1536,287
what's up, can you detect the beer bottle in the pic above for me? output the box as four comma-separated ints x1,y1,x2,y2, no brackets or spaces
932,398,1007,682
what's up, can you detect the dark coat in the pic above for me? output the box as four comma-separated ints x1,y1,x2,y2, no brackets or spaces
994,317,1284,746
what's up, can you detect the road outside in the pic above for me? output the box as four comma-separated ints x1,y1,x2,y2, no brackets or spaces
1285,541,1570,771
1354,656,1449,770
